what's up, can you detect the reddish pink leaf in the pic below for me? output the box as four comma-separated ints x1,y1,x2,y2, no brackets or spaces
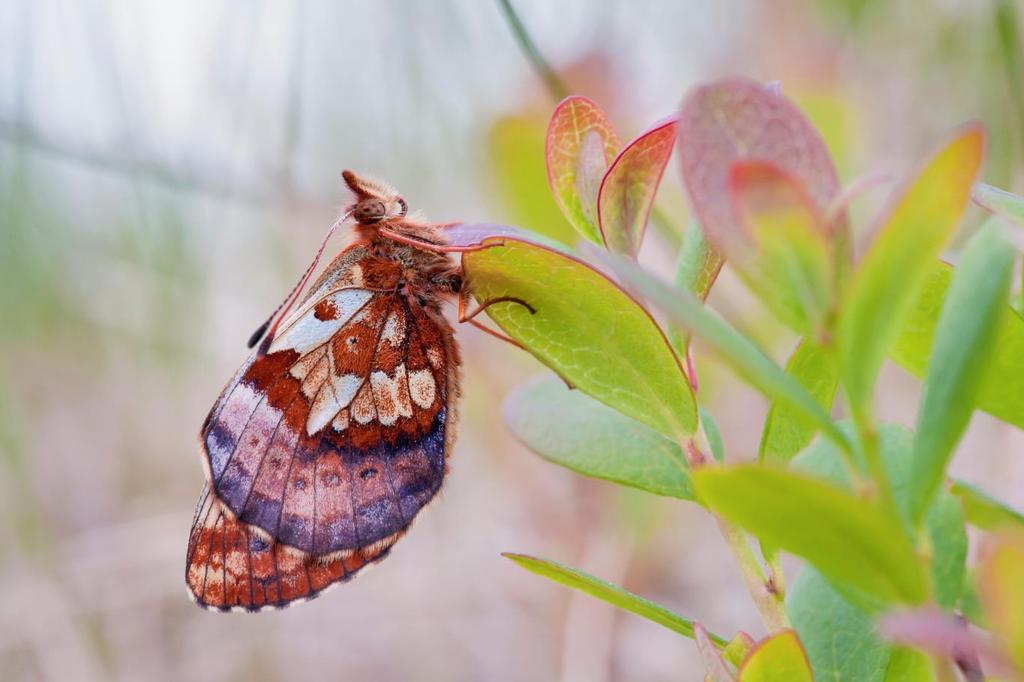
546,96,621,244
879,608,1010,677
678,77,840,258
729,160,824,239
597,116,678,257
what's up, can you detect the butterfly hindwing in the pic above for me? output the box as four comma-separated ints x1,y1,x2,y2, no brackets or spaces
198,248,457,559
185,484,400,611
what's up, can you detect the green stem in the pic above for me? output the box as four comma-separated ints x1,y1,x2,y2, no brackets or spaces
689,435,789,633
495,0,568,100
718,519,791,633
765,548,786,601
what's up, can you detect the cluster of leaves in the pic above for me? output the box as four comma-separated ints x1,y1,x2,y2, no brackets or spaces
451,77,1024,680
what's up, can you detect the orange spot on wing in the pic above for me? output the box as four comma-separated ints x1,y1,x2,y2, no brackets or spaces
314,298,339,321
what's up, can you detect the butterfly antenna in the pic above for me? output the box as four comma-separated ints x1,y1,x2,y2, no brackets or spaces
247,210,351,350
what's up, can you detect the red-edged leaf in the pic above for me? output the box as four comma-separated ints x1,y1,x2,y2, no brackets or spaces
678,77,841,257
448,223,698,441
546,96,621,244
597,116,678,256
738,630,814,682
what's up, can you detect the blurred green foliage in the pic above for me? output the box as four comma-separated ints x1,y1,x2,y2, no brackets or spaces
485,72,1022,679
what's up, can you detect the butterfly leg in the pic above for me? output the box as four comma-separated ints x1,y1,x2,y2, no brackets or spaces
455,284,535,350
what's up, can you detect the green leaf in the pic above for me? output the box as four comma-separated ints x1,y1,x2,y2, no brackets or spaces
738,630,813,682
973,182,1024,228
950,479,1024,531
502,553,727,646
462,237,697,440
503,376,693,499
693,465,928,605
700,407,725,463
669,220,724,354
759,338,839,462
838,125,985,421
728,160,833,335
792,422,911,514
882,648,937,681
959,570,986,626
600,253,850,451
909,220,1015,525
723,632,756,668
926,492,967,610
793,422,968,610
892,261,1024,430
597,117,678,257
674,220,724,302
787,567,893,681
545,96,621,243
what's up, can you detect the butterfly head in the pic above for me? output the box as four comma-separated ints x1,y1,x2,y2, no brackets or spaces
342,170,408,225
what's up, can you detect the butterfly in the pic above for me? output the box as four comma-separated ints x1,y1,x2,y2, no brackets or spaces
185,171,525,611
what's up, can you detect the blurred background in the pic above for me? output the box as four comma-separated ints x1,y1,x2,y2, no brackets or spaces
1,1,1022,680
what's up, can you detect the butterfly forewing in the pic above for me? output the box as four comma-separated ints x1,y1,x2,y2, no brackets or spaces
198,243,457,549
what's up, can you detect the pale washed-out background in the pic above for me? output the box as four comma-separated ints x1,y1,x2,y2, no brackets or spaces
1,1,1022,680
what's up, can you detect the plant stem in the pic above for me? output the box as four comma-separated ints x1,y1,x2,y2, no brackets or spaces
495,0,568,100
765,548,786,601
717,518,791,633
688,437,789,633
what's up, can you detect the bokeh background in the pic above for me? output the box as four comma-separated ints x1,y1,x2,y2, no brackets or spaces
2,1,1022,680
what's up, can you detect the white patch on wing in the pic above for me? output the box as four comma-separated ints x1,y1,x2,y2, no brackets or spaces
292,348,329,400
408,369,436,409
305,373,362,435
291,348,325,381
269,289,373,355
370,364,412,426
380,309,405,348
426,347,444,370
351,382,376,425
332,409,349,432
307,381,341,435
332,373,363,407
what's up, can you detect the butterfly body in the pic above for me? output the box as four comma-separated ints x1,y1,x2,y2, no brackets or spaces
187,173,463,611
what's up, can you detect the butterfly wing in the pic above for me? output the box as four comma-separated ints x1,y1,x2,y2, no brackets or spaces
199,288,456,557
199,252,459,558
185,484,400,610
